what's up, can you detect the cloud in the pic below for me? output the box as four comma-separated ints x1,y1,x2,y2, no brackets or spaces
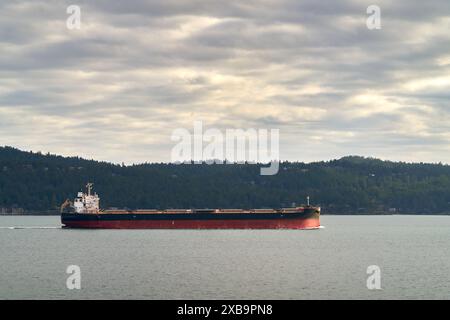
0,0,449,164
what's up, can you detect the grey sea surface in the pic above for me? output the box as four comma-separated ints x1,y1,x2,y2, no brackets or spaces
0,215,449,299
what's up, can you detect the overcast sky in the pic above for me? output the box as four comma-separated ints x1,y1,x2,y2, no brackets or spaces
0,0,449,164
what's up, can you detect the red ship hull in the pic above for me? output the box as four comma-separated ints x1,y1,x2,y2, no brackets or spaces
62,217,320,229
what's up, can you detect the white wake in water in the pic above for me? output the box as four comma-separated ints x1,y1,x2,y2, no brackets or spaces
0,226,61,229
301,225,325,230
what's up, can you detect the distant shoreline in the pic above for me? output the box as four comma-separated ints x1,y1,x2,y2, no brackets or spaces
2,147,450,214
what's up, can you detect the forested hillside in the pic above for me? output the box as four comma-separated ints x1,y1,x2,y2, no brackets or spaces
1,146,449,214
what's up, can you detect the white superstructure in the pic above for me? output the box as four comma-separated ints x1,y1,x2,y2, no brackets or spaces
73,183,100,214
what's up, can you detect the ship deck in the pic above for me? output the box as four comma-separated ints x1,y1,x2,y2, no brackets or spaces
100,207,312,214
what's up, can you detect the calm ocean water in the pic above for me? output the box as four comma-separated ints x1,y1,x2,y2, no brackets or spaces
0,215,449,300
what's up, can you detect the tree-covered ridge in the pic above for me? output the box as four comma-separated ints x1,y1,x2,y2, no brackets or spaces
0,146,449,214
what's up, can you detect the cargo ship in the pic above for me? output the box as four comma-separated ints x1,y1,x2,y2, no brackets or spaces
61,183,320,229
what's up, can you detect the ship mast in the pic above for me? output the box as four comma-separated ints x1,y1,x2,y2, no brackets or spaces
86,182,93,196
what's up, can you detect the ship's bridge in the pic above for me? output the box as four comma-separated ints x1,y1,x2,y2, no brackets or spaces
73,183,100,214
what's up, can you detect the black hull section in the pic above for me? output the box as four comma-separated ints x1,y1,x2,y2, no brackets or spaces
62,208,320,223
